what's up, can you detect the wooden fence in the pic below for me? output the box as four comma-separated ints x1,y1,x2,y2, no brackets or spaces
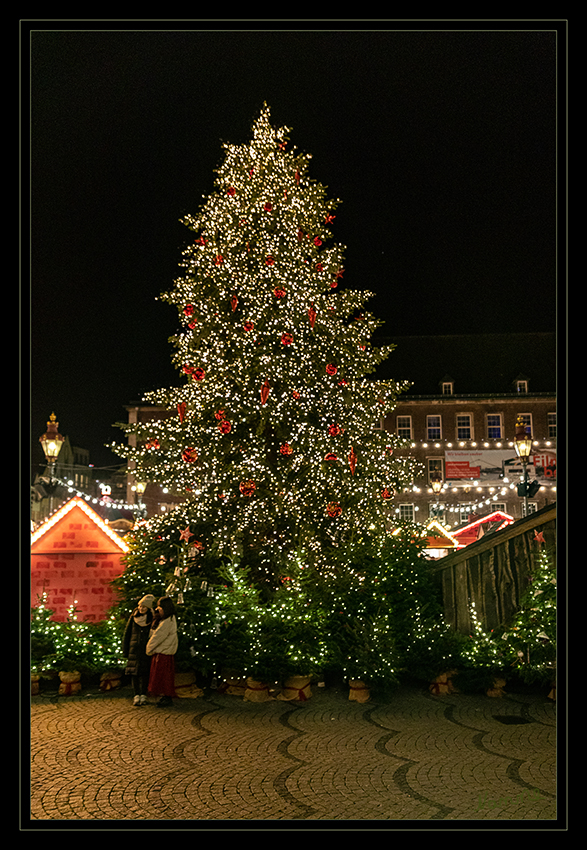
429,503,556,634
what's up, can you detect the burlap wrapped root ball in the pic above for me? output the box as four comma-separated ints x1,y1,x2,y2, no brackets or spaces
486,677,507,697
429,670,459,696
217,671,248,696
174,671,204,699
277,676,312,701
348,680,370,703
243,677,273,702
99,671,122,692
58,670,82,696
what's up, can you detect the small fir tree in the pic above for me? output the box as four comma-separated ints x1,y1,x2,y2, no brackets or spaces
499,545,556,685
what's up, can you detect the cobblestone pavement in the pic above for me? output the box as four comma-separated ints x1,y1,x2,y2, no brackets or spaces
28,682,559,825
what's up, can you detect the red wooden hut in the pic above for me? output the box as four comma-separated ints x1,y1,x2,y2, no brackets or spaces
30,497,129,622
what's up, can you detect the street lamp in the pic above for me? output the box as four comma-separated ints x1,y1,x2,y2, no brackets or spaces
514,418,533,516
135,480,147,518
39,412,65,477
39,413,65,516
430,472,443,520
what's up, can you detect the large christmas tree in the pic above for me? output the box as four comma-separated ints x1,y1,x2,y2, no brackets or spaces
112,105,419,594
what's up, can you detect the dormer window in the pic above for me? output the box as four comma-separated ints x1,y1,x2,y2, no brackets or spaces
513,374,529,394
440,375,454,395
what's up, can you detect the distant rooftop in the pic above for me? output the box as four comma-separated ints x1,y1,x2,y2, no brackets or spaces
373,332,556,396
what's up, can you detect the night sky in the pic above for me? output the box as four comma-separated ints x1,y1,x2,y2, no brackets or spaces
27,25,561,475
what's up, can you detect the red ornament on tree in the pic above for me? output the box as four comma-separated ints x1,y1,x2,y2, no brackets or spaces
292,390,301,400
327,502,342,518
145,438,160,451
281,332,293,346
328,423,341,436
226,186,236,197
230,295,238,312
214,410,225,420
215,255,223,265
308,304,317,328
183,304,195,316
266,256,275,266
177,402,186,423
324,453,338,462
348,446,357,476
218,420,231,434
274,287,286,299
192,368,206,381
182,364,194,375
260,380,271,405
326,364,338,376
314,236,322,247
264,202,273,212
280,443,293,456
381,488,393,500
182,447,198,463
239,479,256,497
243,321,254,332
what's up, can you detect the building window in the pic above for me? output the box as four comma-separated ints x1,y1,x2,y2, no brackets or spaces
548,412,557,439
428,501,445,522
523,501,539,517
397,416,412,439
456,414,473,440
427,415,442,440
516,379,528,393
442,382,453,395
457,504,474,524
427,458,443,483
486,413,502,440
398,503,414,521
516,413,533,437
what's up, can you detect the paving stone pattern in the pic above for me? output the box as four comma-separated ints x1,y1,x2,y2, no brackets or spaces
30,683,557,823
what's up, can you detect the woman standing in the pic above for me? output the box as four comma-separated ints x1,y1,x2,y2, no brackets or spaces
122,594,155,706
146,596,178,707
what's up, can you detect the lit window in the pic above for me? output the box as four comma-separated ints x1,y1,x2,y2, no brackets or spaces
548,412,556,439
399,503,414,521
456,414,472,440
397,416,412,439
487,414,502,440
516,380,528,393
442,382,453,395
427,415,441,441
516,413,533,437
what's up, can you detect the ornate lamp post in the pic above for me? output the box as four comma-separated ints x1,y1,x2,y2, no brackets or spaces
39,413,65,515
514,418,533,516
132,480,147,519
430,472,444,520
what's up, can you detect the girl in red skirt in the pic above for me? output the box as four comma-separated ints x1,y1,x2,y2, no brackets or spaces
146,596,178,707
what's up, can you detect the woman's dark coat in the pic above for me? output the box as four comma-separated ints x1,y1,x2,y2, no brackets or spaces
122,610,153,676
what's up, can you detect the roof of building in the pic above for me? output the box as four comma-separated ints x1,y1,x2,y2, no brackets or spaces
372,332,556,396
